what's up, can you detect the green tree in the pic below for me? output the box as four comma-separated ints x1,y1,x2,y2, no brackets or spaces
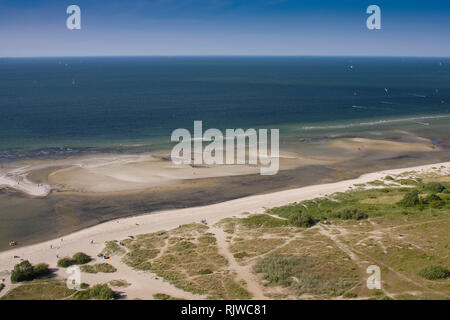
10,260,35,283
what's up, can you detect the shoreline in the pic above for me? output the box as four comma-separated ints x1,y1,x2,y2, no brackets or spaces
1,161,449,297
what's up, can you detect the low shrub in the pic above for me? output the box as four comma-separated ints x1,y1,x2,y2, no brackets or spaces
331,208,368,220
426,194,446,209
418,265,450,280
72,252,91,265
57,257,75,268
241,214,289,228
233,252,249,259
57,252,91,268
153,293,172,300
253,253,302,287
343,291,358,298
80,263,117,274
10,260,50,283
423,182,446,193
75,284,114,300
33,263,50,277
398,190,421,207
288,211,315,228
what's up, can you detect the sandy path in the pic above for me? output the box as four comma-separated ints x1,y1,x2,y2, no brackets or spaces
210,226,266,299
0,161,449,299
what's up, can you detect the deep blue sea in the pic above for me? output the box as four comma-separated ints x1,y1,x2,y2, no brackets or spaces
0,56,449,159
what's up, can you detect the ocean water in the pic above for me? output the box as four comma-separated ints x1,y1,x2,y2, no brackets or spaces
0,56,449,159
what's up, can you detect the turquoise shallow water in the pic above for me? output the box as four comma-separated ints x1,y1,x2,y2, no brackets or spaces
0,56,449,159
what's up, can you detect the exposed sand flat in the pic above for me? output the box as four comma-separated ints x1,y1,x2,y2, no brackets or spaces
0,161,448,299
0,137,438,196
328,137,438,153
0,167,51,197
47,153,335,193
0,151,336,195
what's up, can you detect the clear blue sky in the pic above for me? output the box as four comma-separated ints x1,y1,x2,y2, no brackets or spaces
0,0,449,57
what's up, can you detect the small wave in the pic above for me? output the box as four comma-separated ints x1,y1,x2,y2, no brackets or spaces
351,105,367,109
301,115,450,130
379,101,397,105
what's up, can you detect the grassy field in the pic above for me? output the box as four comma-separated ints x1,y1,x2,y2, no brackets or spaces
1,279,76,300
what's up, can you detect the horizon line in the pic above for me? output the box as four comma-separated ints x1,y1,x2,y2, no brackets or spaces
1,54,450,59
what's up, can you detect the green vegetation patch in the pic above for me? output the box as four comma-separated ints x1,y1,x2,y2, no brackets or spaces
417,265,450,280
80,263,117,274
10,260,50,283
109,280,130,288
253,253,356,297
153,293,184,300
241,214,289,228
1,280,75,300
102,240,126,256
57,252,91,268
74,284,115,300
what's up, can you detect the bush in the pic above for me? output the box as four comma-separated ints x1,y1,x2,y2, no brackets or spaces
331,208,368,220
80,263,117,274
10,261,34,283
343,291,357,298
398,189,420,207
57,257,75,268
241,214,289,228
80,283,90,289
153,293,172,300
10,260,50,283
33,263,50,276
418,265,450,280
57,252,91,268
288,211,315,228
75,284,114,300
253,253,301,286
424,182,446,193
72,252,91,265
425,194,445,209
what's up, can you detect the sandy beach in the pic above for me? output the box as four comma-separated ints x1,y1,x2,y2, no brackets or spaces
1,161,448,300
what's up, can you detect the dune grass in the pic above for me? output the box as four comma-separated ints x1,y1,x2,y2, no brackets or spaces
1,280,76,300
80,263,117,274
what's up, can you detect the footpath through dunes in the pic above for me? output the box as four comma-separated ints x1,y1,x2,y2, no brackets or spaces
0,161,449,299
